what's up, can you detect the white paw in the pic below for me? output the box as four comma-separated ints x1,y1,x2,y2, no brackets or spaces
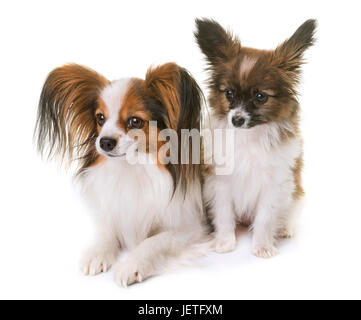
252,245,277,259
113,259,144,288
277,228,294,239
213,234,237,253
80,248,118,276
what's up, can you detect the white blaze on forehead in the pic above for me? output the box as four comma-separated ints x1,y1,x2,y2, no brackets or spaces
239,55,258,80
101,78,132,119
99,78,132,137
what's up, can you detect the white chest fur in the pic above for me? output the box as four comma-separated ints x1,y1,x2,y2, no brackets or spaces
79,159,174,249
206,122,302,222
79,158,204,249
235,128,300,216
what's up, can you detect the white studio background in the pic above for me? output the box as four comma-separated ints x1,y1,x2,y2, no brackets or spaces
0,0,360,300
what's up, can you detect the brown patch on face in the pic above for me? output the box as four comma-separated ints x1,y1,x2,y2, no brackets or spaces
95,97,109,134
116,79,159,158
95,98,109,119
292,154,304,200
119,79,151,129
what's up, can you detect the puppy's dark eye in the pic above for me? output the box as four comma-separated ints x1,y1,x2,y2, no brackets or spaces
225,89,234,101
127,116,144,129
96,113,105,127
255,92,268,104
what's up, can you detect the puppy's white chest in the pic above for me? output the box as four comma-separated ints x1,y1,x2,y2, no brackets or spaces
228,129,301,216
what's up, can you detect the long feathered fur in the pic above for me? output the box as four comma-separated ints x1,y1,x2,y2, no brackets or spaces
35,64,109,173
144,63,204,194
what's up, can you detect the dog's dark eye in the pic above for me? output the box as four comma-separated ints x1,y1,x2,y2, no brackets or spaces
127,116,144,129
255,92,268,104
96,113,105,127
225,89,234,101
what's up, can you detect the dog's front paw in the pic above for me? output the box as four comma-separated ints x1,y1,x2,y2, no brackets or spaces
277,227,294,239
80,248,118,276
252,245,277,259
113,259,144,288
213,234,237,253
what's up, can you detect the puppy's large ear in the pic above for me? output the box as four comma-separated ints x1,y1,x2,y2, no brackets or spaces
273,19,317,77
194,18,240,65
35,64,109,172
145,63,202,193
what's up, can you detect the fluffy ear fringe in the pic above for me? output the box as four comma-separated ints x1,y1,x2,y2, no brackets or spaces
34,63,109,173
273,19,317,78
145,63,204,194
194,18,240,65
145,63,181,131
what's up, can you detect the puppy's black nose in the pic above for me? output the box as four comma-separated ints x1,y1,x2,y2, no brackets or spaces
232,116,245,127
100,137,117,152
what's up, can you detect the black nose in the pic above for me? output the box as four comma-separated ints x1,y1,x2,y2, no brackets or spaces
100,137,117,152
232,116,245,127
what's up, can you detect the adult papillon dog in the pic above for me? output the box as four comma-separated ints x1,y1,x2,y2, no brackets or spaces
35,62,208,286
195,19,316,258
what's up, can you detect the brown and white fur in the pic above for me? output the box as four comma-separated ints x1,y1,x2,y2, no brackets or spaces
195,19,316,258
35,63,208,286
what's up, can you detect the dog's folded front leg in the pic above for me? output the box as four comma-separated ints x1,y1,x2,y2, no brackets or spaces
80,227,121,276
113,231,190,287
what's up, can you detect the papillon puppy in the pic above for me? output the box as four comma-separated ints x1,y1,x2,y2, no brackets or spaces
35,62,208,286
195,19,316,258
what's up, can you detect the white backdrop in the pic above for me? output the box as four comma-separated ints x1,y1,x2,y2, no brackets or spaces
1,0,360,299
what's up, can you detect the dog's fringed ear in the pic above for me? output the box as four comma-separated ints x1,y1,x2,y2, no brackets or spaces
177,67,202,134
35,64,109,172
273,19,317,78
176,67,203,192
145,63,203,194
194,18,240,65
145,63,181,131
145,63,202,131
